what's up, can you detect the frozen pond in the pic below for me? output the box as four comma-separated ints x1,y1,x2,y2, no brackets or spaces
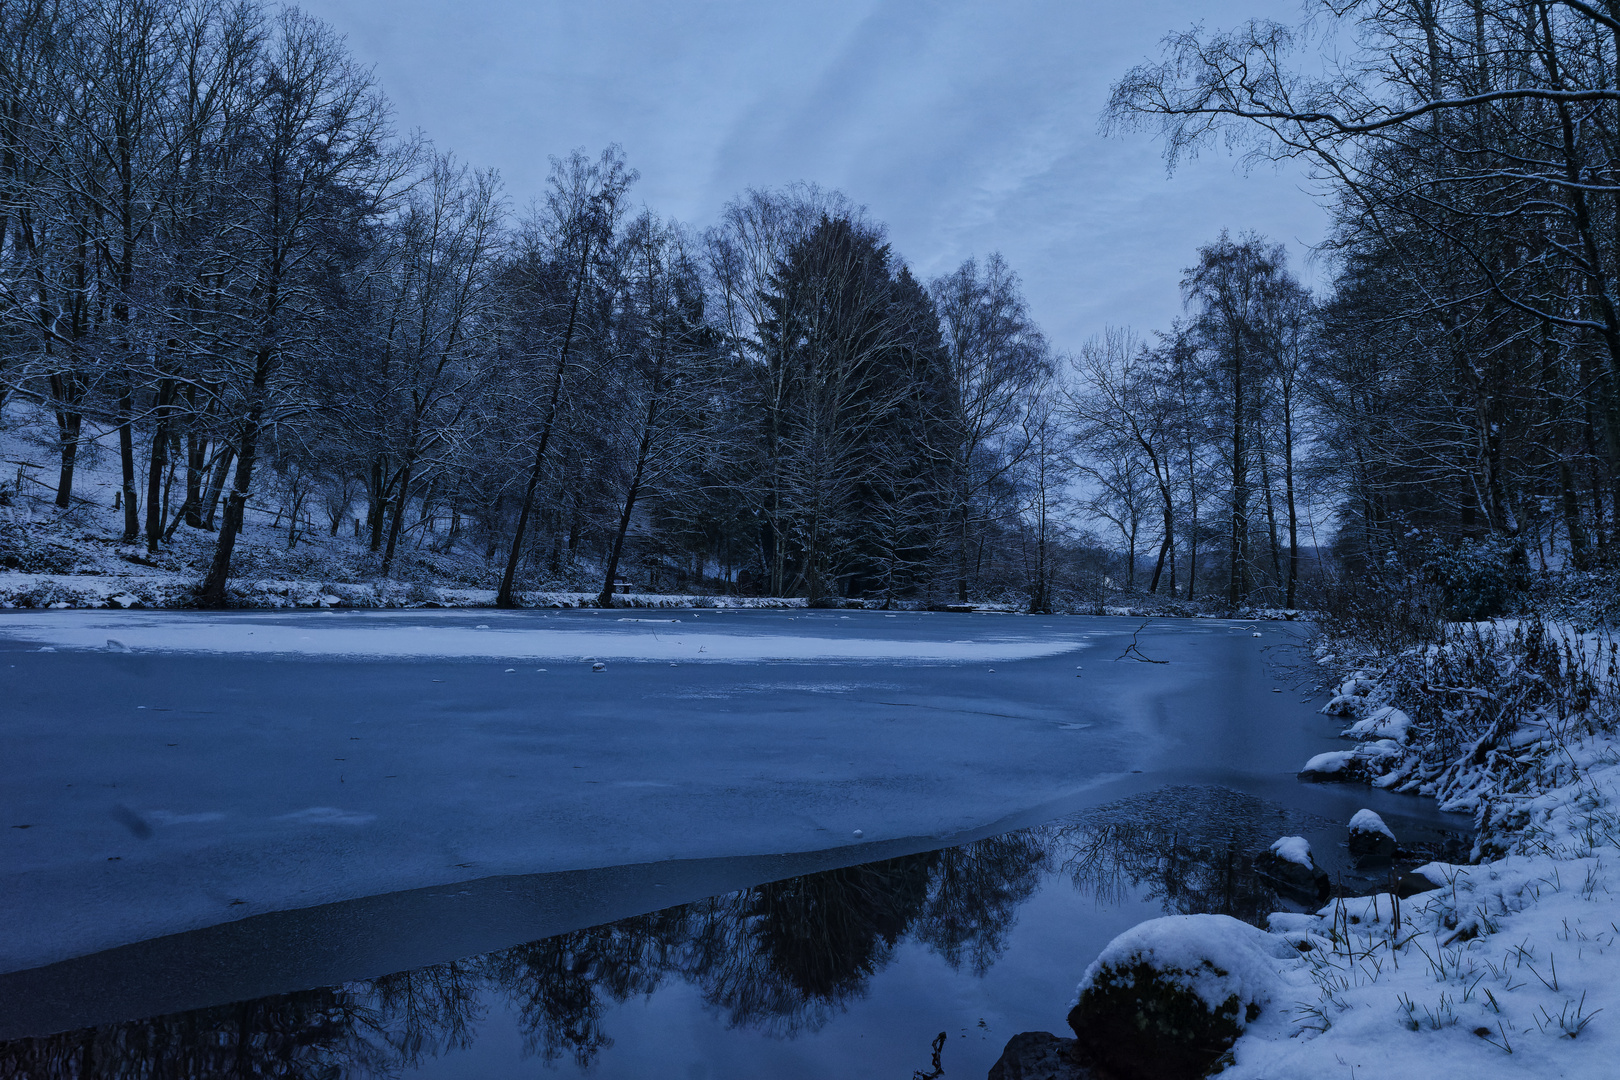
0,610,1465,1072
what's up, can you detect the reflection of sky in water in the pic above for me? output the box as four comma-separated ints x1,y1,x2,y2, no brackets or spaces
0,787,1469,1079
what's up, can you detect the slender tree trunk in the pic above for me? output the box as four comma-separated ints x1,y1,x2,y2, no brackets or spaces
1148,472,1174,594
52,407,80,509
118,379,139,542
597,438,651,607
145,378,176,552
1228,342,1248,606
200,444,235,531
184,385,206,528
499,237,591,608
367,459,387,552
1257,437,1282,595
1283,393,1301,609
380,456,414,576
199,349,272,606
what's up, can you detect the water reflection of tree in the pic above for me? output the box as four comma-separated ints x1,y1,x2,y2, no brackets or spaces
0,796,1302,1077
484,909,685,1067
367,959,485,1066
1051,786,1307,928
687,854,936,1035
0,834,1048,1078
0,988,392,1080
914,834,1048,976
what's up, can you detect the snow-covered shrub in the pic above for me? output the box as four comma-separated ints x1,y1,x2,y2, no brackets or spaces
1068,914,1294,1080
0,522,83,573
1314,616,1620,860
1422,536,1528,621
1536,566,1620,630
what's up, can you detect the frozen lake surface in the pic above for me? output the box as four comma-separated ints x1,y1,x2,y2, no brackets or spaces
0,610,1465,1070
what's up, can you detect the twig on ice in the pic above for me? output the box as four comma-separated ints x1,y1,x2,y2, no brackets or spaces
1116,621,1169,664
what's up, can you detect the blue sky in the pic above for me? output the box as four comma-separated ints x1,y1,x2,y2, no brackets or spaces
297,0,1323,353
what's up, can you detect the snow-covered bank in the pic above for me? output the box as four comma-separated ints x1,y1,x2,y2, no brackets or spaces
0,569,817,611
1090,622,1620,1077
1224,739,1620,1075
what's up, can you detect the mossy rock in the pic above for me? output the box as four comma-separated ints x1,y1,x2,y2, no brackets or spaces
1068,914,1287,1080
1069,958,1254,1079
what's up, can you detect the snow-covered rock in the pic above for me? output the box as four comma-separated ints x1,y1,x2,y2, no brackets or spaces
1298,750,1358,780
987,1031,1087,1080
1268,835,1313,867
1254,836,1330,899
1320,693,1360,716
1347,808,1397,861
1069,914,1296,1080
1298,741,1404,783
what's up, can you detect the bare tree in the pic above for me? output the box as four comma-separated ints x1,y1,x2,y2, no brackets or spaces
196,8,408,606
930,253,1050,601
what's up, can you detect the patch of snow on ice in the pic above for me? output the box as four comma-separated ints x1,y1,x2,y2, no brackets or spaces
0,611,1091,664
275,807,376,826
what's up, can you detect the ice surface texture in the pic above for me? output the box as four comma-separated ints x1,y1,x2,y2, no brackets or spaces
0,611,1323,974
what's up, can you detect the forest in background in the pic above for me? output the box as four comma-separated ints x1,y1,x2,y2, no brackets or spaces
1,0,1614,618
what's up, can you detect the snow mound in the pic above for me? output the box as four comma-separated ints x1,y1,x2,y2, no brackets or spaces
1300,741,1404,782
1342,705,1412,743
1071,915,1297,1079
1300,750,1356,776
1077,913,1294,1026
1268,836,1313,867
1320,693,1360,716
1347,808,1394,840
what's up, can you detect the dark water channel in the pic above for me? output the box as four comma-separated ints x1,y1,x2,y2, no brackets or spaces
0,612,1467,1077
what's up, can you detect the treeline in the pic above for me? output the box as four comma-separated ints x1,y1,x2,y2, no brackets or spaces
0,0,1068,607
1093,0,1620,614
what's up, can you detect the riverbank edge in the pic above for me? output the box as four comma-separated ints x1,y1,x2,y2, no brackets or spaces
0,568,1319,618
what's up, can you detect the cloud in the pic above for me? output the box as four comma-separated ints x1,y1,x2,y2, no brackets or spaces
299,0,1323,348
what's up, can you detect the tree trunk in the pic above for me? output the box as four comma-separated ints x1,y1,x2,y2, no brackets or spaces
184,386,206,528
145,378,176,552
1228,341,1248,607
200,444,235,531
499,236,591,608
1282,385,1300,608
367,459,387,552
380,457,414,576
118,380,139,542
598,399,658,607
53,408,80,509
198,350,271,607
